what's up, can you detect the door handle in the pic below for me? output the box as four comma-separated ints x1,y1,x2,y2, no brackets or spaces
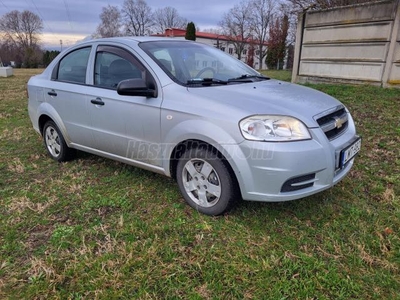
47,90,57,97
91,98,105,106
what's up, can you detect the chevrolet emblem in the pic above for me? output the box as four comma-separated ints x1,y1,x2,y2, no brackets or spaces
334,116,345,129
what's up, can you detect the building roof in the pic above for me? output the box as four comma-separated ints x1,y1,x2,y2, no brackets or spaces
153,28,233,42
153,28,267,45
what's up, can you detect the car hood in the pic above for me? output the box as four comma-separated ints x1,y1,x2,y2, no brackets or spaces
187,80,343,128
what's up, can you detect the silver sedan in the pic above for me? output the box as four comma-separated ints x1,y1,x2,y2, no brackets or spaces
27,37,361,215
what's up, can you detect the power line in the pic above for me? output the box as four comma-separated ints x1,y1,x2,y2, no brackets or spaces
30,0,58,38
24,0,33,11
0,0,10,10
62,0,74,33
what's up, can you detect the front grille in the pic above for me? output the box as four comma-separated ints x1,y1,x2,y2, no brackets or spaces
317,108,348,140
281,173,316,192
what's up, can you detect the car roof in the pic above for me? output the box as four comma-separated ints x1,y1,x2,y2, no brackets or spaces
80,36,191,46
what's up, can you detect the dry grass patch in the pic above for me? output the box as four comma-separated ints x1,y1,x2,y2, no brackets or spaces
357,244,398,272
381,188,396,203
7,196,56,214
7,157,25,174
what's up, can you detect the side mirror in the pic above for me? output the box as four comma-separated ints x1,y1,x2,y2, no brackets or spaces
117,78,157,98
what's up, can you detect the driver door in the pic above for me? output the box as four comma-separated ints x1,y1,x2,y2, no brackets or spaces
85,45,162,166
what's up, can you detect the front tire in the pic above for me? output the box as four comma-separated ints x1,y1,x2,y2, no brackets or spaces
176,147,237,216
42,121,75,162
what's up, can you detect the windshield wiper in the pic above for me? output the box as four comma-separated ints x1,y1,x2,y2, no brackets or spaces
186,78,228,86
186,74,270,86
228,74,270,82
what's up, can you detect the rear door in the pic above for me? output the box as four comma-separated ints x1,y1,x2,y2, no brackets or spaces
43,46,95,147
84,45,163,166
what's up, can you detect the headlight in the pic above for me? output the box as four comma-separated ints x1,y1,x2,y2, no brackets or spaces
239,115,311,142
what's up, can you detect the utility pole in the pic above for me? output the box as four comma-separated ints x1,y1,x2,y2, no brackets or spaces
60,40,63,51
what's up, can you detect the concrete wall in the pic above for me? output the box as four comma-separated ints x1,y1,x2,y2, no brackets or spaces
292,0,400,87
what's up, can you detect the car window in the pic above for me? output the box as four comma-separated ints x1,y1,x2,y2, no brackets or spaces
152,49,175,76
94,47,143,89
57,47,91,84
139,41,259,85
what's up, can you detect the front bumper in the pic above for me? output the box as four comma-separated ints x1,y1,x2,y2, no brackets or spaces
226,119,359,202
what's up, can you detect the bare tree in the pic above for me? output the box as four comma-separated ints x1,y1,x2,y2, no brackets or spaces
0,10,43,48
279,3,298,69
250,0,275,69
0,39,21,65
152,7,188,34
219,0,253,60
95,5,122,38
0,10,43,67
122,0,153,36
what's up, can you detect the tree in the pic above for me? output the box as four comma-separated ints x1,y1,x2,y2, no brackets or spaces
23,45,43,68
95,5,122,38
185,22,196,41
286,44,294,69
250,0,275,70
152,7,187,34
219,0,253,60
0,40,20,66
122,0,153,36
246,41,255,68
266,14,289,69
43,50,60,67
0,10,43,48
0,10,43,67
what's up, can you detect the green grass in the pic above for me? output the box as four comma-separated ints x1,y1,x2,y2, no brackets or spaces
261,69,292,82
1,69,399,299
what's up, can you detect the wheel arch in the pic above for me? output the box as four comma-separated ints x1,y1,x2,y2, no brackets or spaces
38,114,53,135
169,139,241,196
36,103,71,144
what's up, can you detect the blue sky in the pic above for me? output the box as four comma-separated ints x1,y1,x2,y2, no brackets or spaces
0,0,239,48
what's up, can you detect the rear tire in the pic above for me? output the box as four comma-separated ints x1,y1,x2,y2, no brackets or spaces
176,147,237,216
42,121,75,162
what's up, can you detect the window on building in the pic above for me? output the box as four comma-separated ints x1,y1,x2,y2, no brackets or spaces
221,47,226,52
228,48,233,54
212,61,217,67
256,50,260,55
243,49,247,55
202,61,208,67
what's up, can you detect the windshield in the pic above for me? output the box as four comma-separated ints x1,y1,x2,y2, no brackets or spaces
139,41,263,86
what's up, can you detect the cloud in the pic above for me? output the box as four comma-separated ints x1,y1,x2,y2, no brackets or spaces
41,32,89,49
1,0,238,48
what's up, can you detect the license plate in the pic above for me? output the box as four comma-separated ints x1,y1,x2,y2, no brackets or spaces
340,137,361,168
